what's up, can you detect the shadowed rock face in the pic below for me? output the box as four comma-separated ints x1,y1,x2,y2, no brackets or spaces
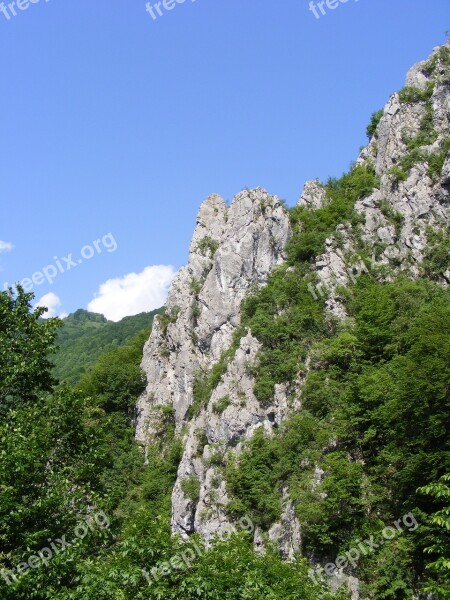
135,44,450,576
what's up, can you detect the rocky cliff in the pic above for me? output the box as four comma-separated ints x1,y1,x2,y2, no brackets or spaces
135,188,293,537
136,43,450,593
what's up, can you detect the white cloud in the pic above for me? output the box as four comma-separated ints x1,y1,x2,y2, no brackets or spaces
87,265,176,322
0,241,13,253
35,292,66,319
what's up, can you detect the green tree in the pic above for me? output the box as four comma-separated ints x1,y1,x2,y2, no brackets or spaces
418,474,450,597
0,286,62,415
0,387,114,599
366,109,384,139
76,330,147,412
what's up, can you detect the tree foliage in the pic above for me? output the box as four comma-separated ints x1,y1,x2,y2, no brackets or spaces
418,474,450,597
76,330,147,412
0,289,335,599
0,286,62,415
227,276,450,598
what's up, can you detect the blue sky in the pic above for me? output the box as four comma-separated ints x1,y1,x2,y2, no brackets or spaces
0,0,448,320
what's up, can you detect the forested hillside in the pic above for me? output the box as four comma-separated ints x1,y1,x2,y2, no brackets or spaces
52,308,162,384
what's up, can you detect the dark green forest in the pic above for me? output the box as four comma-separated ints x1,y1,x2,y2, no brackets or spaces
0,288,340,599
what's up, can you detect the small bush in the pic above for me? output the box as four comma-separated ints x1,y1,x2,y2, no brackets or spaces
389,165,408,182
159,306,181,336
190,277,204,295
187,328,245,419
422,228,450,280
156,404,176,432
379,199,404,237
404,102,438,151
423,46,450,76
197,236,220,257
398,82,434,104
427,137,450,179
213,396,231,414
366,109,384,139
181,475,201,504
195,429,209,456
389,135,450,183
191,300,201,321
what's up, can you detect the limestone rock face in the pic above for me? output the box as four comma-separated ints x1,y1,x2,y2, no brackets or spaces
135,45,450,589
442,153,450,185
268,487,302,560
136,188,290,443
318,42,450,315
298,179,328,210
136,188,292,538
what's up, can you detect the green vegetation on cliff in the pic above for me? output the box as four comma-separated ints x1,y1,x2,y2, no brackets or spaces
221,159,450,597
0,288,339,599
227,276,450,597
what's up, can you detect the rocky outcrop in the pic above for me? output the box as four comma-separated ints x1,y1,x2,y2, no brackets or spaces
136,188,291,535
136,188,291,444
298,179,328,210
319,42,450,312
135,44,450,597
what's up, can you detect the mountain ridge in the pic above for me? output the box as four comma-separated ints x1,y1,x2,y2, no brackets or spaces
135,42,450,599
